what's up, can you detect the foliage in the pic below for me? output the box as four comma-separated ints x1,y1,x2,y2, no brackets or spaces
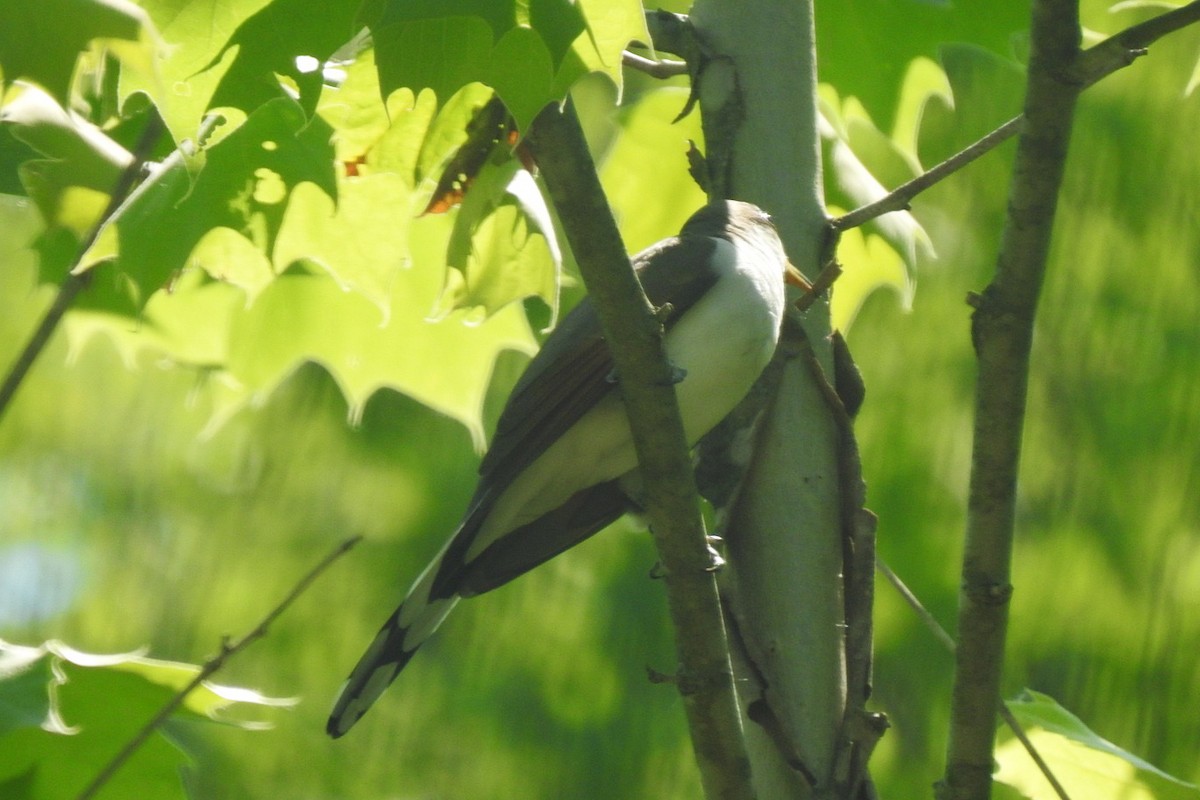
995,691,1200,799
0,0,1198,798
0,640,291,800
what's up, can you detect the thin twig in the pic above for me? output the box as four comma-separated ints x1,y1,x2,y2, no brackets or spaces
832,1,1200,234
876,560,956,653
76,536,361,800
622,50,690,78
1075,0,1200,87
0,115,164,420
831,118,1023,232
877,561,1072,800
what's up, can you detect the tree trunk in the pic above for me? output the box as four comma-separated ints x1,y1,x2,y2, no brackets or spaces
685,1,876,797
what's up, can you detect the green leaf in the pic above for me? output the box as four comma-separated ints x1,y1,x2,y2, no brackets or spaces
920,43,1027,160
315,47,394,162
80,96,335,312
53,52,541,445
828,224,911,333
370,16,493,121
413,83,497,199
995,690,1200,800
273,176,413,317
814,0,1029,128
365,1,646,132
0,0,149,106
2,84,131,234
485,26,555,133
119,0,275,146
598,86,707,254
438,157,560,324
0,640,292,800
819,82,933,331
226,251,537,446
206,0,364,119
563,0,647,96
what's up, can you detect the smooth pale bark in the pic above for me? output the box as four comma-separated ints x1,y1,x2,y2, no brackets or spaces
686,1,858,796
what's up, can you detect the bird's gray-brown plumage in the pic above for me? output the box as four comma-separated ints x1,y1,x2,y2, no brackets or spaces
328,200,792,737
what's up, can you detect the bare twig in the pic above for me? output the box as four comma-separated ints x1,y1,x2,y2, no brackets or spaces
831,118,1023,232
76,536,361,800
878,561,1072,800
1075,0,1200,87
622,50,689,78
876,560,955,653
832,1,1200,235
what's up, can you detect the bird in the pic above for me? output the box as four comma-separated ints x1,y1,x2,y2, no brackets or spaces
328,199,805,737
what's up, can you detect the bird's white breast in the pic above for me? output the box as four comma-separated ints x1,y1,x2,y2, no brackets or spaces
468,234,786,560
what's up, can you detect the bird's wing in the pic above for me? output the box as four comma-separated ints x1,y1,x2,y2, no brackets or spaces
476,233,723,494
456,479,630,596
327,232,727,738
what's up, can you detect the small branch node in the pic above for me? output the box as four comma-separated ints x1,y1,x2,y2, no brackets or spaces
622,50,690,79
646,666,677,685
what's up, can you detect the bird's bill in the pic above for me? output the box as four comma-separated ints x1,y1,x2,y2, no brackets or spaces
784,261,813,292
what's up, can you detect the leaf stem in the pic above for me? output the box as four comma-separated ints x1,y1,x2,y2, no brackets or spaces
75,536,361,800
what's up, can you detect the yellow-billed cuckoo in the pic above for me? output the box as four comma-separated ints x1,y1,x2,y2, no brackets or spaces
328,200,803,737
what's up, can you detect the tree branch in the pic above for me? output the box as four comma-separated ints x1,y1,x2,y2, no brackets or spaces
1074,0,1200,88
939,1,1083,798
831,117,1023,232
525,100,754,800
76,536,361,800
878,562,1072,800
622,50,689,78
832,0,1200,234
0,115,165,421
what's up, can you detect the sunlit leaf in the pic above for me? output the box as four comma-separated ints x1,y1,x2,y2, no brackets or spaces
79,97,335,312
819,83,931,328
0,0,150,106
364,0,646,132
226,253,537,446
119,0,275,145
273,177,413,318
599,86,707,254
2,84,131,233
205,0,363,119
316,47,393,163
438,158,560,323
829,223,912,333
995,690,1200,800
0,640,292,800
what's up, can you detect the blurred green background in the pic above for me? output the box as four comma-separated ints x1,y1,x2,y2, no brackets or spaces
2,1,1199,798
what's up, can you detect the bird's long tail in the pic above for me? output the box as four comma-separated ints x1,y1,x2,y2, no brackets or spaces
327,550,459,738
